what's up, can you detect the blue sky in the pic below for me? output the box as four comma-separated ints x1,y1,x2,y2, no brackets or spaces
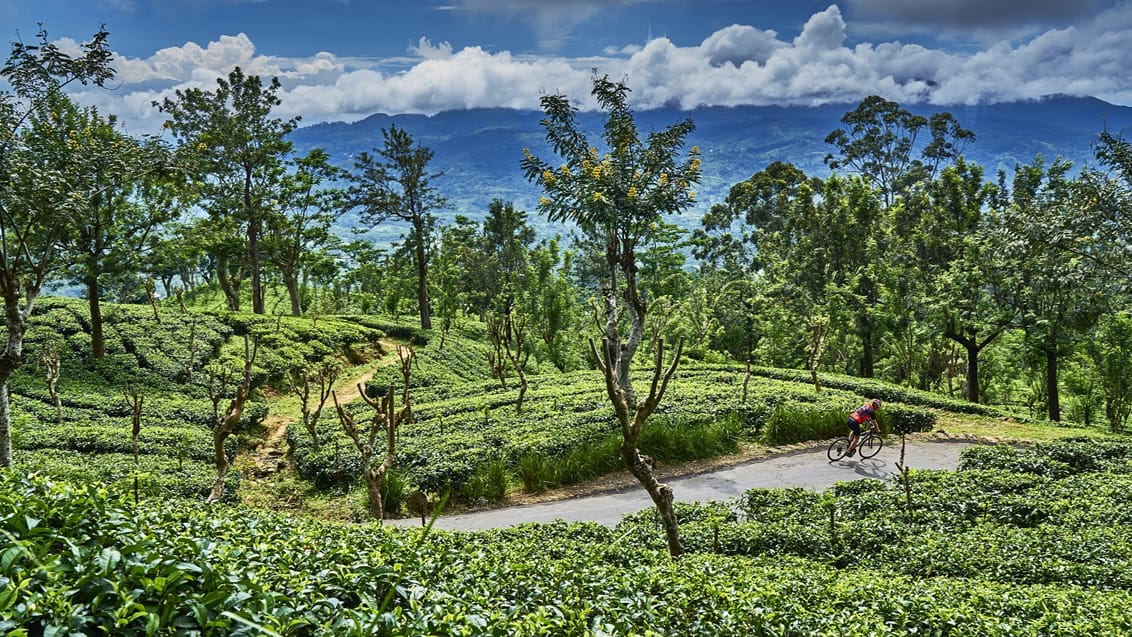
3,0,1129,133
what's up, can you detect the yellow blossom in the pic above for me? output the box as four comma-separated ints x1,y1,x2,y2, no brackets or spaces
591,165,602,180
691,145,700,154
689,191,696,200
560,165,571,177
659,173,669,185
542,170,556,184
539,196,550,206
627,186,638,200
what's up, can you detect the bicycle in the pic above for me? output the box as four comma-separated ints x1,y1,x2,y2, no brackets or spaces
827,422,882,461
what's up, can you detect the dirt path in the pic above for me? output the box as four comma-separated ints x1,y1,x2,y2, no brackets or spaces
246,338,406,478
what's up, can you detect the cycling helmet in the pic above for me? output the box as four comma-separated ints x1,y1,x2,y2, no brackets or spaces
871,399,882,410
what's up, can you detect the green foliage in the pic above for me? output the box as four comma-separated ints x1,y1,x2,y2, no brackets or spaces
10,296,382,501
7,438,1132,635
762,404,847,445
291,321,939,500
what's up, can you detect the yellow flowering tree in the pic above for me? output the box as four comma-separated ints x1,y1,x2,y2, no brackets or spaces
521,74,701,557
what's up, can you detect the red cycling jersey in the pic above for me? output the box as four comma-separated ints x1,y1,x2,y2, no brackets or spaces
849,402,876,424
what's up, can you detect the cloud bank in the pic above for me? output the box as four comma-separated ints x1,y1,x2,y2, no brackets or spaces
70,3,1132,134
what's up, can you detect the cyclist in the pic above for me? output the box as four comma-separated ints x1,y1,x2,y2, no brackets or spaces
845,398,881,457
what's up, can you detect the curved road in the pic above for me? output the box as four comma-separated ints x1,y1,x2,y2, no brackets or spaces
389,439,975,531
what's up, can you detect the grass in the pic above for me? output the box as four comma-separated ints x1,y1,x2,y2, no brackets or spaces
928,411,1125,442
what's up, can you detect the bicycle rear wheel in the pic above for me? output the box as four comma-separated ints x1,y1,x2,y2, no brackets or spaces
827,437,851,461
858,433,883,459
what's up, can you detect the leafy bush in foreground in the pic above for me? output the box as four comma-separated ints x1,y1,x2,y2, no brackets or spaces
4,461,1132,636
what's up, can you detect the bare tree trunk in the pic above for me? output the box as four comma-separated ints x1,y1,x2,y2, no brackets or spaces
0,383,11,468
807,315,830,392
247,168,264,315
284,271,301,317
333,349,413,523
1046,346,1061,422
145,278,161,324
208,336,257,502
0,284,31,468
42,345,62,424
592,336,685,557
503,312,529,413
87,275,105,359
216,254,240,312
414,228,431,330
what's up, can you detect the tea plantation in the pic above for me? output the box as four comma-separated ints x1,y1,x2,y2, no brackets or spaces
5,439,1132,635
4,297,1131,634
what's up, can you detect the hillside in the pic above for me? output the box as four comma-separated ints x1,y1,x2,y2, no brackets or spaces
5,297,1132,634
3,294,1036,517
289,95,1132,242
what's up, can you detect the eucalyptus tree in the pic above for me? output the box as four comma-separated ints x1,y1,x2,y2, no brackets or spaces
348,124,447,330
480,200,536,392
522,74,700,557
1086,312,1132,432
1063,131,1132,281
145,221,209,296
825,95,973,207
263,148,345,316
0,26,114,467
481,199,536,308
157,66,298,314
339,239,389,314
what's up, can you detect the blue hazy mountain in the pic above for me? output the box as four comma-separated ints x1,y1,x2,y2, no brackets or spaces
289,95,1132,242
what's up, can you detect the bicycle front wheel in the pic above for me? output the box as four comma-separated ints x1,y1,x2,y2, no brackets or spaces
828,437,850,461
858,433,883,459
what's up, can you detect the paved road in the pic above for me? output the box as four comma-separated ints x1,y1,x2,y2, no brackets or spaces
389,439,975,531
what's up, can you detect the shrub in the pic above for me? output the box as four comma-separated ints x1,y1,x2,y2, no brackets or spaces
762,404,846,445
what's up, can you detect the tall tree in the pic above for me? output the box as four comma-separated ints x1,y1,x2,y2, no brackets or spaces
897,159,1011,402
997,158,1109,421
0,26,114,467
263,148,345,316
522,74,700,557
53,102,174,358
825,95,973,207
524,239,579,372
692,161,813,376
433,215,480,345
157,66,297,314
348,124,447,330
480,198,536,315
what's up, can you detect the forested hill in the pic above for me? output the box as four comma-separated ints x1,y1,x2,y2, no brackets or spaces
289,95,1132,239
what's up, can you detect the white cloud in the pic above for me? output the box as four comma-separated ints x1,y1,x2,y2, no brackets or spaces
699,24,783,67
65,2,1132,134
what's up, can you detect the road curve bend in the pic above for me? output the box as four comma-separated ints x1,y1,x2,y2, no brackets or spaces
389,439,975,531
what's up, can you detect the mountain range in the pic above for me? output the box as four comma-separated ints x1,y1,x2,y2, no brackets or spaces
288,95,1132,244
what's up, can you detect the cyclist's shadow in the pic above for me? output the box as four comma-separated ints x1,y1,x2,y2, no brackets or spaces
831,456,889,480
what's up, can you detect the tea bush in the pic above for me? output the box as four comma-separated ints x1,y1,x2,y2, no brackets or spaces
6,450,1132,636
